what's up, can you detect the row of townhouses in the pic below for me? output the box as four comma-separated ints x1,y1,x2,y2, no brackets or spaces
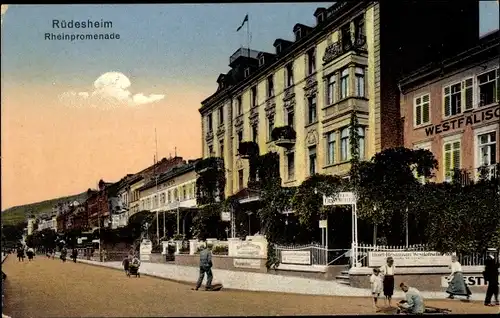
27,156,200,236
28,1,499,239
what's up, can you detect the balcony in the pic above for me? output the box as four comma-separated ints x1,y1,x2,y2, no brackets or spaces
271,126,296,149
229,48,261,66
238,141,260,159
323,35,367,65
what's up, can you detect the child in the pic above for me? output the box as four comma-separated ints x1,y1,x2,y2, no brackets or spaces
370,268,383,309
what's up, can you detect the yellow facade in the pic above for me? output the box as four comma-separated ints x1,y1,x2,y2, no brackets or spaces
201,3,382,198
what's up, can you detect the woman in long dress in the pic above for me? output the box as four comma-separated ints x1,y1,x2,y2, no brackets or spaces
446,255,471,300
380,257,396,307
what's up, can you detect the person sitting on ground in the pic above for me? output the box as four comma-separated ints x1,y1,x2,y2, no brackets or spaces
397,282,425,314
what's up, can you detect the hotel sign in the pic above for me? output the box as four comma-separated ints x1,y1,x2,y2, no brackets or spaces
425,106,500,136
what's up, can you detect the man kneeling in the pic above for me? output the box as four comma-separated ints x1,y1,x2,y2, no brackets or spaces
398,283,425,314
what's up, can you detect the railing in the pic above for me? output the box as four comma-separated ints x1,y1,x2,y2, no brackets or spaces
458,251,492,267
274,243,350,266
357,244,428,267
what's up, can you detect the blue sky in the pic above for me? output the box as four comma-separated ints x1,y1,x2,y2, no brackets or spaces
2,2,498,90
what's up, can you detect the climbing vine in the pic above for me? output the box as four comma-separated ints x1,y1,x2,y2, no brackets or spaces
195,157,226,205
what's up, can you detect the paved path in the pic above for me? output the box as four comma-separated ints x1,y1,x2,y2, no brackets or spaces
3,256,498,317
70,255,491,301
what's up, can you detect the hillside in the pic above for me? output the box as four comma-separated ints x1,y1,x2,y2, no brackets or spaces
1,191,88,226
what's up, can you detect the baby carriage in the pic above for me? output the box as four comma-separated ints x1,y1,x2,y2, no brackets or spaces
128,257,141,278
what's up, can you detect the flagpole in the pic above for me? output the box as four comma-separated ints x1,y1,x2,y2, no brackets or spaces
246,13,250,58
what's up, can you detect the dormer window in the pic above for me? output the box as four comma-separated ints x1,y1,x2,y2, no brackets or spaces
317,13,324,24
276,44,282,55
259,56,265,66
244,68,250,78
294,29,302,41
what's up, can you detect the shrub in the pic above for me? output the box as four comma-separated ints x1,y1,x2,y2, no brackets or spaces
212,245,228,255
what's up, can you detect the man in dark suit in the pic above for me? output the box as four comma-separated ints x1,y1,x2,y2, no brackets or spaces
484,248,499,306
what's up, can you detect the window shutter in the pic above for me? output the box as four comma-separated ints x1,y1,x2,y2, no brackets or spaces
444,145,451,179
444,87,451,117
416,105,422,126
452,142,461,170
463,79,473,110
422,95,430,124
496,70,500,102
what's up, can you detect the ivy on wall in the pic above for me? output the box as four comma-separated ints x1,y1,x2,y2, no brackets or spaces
195,157,226,206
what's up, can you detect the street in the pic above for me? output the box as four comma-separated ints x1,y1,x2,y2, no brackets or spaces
2,256,498,317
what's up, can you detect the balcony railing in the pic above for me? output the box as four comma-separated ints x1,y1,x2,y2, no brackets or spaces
323,35,367,64
229,48,261,65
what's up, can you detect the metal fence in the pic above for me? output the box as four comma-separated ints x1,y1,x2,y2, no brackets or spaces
274,243,350,266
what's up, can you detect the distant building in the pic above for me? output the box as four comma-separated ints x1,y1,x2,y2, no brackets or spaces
399,30,499,183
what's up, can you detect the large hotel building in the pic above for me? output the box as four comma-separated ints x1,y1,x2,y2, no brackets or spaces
400,30,499,183
199,1,479,198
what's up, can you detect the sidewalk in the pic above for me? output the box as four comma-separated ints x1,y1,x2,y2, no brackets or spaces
72,256,488,301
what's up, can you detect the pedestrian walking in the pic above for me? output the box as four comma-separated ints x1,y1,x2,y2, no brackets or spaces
192,243,213,291
26,247,34,261
483,248,499,306
122,255,131,276
60,246,68,262
370,268,383,309
380,257,395,307
71,248,78,263
16,246,24,262
445,255,471,300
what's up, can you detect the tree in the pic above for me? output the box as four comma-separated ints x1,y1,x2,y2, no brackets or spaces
355,147,438,245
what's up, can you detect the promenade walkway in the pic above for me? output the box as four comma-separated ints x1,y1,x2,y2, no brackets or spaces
3,255,497,317
74,256,490,301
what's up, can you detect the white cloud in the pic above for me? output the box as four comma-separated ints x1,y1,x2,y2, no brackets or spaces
59,72,165,108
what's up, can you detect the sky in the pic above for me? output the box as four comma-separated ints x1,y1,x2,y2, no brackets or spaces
1,3,499,210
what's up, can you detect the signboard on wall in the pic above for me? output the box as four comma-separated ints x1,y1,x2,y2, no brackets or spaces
323,192,357,206
233,258,261,269
234,242,263,258
319,220,327,228
441,275,500,288
368,251,450,267
221,211,231,222
281,250,312,265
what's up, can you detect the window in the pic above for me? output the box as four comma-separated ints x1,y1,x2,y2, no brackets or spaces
237,131,243,144
327,74,336,105
259,56,265,66
286,108,295,128
238,169,244,190
207,113,213,132
443,78,473,117
354,15,365,39
219,140,224,157
252,124,258,143
286,63,294,87
251,86,257,107
478,131,497,167
307,95,317,124
174,189,179,201
295,29,301,41
218,107,224,125
208,145,214,157
358,127,365,160
443,139,461,182
167,191,171,203
236,96,242,116
267,75,274,97
414,94,430,126
308,146,317,175
478,69,498,106
340,69,349,99
160,193,166,206
287,152,295,180
341,24,351,49
355,67,365,97
340,128,349,161
244,68,250,78
267,116,274,140
326,132,336,165
317,13,324,24
307,48,316,75
183,186,187,201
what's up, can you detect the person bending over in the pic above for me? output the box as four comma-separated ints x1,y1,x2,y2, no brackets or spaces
398,283,425,315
